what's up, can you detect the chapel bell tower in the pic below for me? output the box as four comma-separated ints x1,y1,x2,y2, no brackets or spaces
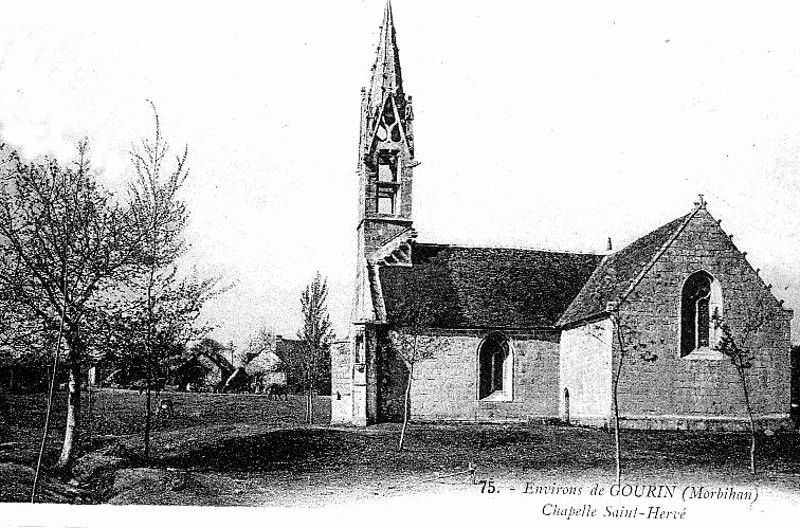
353,0,418,325
341,0,419,426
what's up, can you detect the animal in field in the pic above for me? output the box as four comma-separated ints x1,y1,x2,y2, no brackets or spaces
132,379,148,395
265,383,289,401
156,398,174,419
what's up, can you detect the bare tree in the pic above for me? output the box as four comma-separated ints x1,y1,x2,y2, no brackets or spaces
587,276,659,486
606,306,654,486
297,272,334,425
241,326,277,374
0,140,136,469
713,292,777,474
389,296,435,452
126,101,218,458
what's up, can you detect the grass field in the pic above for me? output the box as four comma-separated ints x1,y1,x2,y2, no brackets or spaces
2,389,800,507
0,388,330,466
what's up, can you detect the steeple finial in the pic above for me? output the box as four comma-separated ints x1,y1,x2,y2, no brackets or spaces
368,0,404,113
694,194,707,209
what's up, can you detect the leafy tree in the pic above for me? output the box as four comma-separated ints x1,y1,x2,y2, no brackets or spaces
0,297,59,394
173,355,210,389
297,272,334,424
0,140,136,469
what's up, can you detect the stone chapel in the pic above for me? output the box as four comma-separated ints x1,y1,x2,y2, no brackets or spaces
330,1,793,431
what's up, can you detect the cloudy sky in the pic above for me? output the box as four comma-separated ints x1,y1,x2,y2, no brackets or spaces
1,1,799,345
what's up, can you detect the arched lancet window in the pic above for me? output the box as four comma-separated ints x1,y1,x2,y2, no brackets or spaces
478,333,512,400
680,271,722,357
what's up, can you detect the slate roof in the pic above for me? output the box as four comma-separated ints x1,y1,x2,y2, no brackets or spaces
380,243,603,329
557,212,693,328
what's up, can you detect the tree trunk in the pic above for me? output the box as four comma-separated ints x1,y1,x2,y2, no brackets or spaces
749,425,756,475
144,381,152,460
306,384,313,425
613,399,621,486
398,363,413,452
740,371,757,474
56,361,81,469
87,381,93,447
145,262,155,460
612,319,625,486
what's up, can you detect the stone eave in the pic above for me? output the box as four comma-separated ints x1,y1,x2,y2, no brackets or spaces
557,312,612,331
356,318,563,333
357,217,413,231
367,227,418,323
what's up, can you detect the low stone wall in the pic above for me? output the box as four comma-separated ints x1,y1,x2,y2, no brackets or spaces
618,414,793,432
570,413,793,432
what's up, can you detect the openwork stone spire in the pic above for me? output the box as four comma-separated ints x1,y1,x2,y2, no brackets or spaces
352,0,417,327
368,0,404,116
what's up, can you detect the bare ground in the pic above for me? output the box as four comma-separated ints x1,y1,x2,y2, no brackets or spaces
2,389,800,507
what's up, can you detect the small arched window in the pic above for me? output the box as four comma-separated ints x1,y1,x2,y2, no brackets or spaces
680,271,722,357
478,333,512,401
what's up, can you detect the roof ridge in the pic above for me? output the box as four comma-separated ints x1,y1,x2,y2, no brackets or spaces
615,204,702,307
414,240,603,257
556,205,705,328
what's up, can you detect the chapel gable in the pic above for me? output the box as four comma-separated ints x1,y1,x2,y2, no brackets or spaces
558,199,792,430
558,200,789,334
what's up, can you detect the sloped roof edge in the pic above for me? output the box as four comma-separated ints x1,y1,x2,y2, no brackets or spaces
557,204,703,328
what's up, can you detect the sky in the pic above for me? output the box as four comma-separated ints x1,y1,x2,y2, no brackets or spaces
1,1,799,346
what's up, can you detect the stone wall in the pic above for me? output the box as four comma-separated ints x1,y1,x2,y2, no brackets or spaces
613,207,792,430
559,318,613,426
377,328,409,421
330,340,353,425
353,219,413,324
376,328,561,422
